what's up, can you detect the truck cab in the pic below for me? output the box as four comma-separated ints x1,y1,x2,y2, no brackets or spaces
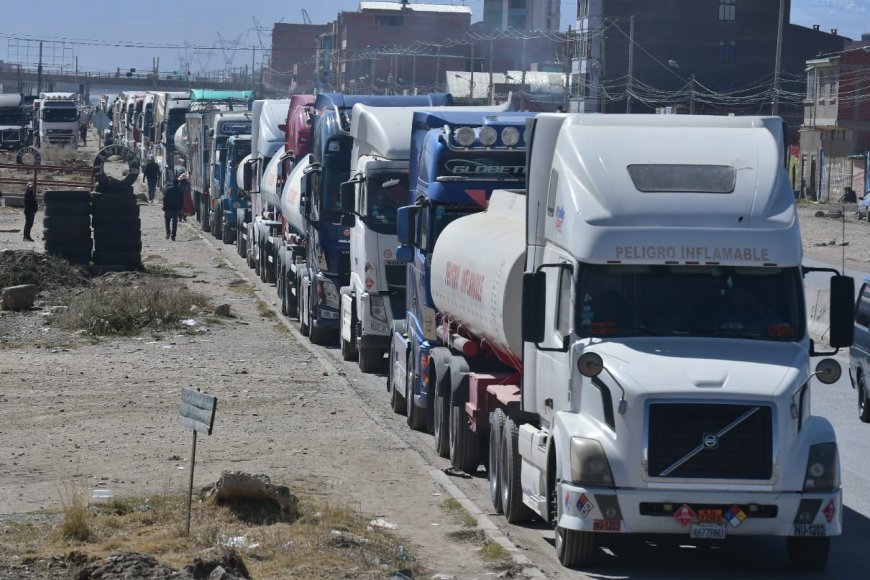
0,93,32,150
38,92,79,148
207,111,252,240
215,133,252,244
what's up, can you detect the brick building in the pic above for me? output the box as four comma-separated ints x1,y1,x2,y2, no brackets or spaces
268,22,331,95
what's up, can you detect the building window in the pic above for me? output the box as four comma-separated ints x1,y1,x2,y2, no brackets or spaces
376,15,403,27
719,40,736,64
719,0,736,21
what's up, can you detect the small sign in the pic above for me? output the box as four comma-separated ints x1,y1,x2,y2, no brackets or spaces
593,519,622,532
822,500,836,524
180,387,217,435
690,522,726,540
673,503,697,527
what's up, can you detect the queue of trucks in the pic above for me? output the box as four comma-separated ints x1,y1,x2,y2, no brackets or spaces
154,89,856,570
0,91,83,152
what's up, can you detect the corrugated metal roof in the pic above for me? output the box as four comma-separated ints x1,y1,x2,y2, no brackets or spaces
446,71,566,98
359,1,471,14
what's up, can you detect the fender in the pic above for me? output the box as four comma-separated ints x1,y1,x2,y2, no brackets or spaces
448,355,470,404
429,347,452,397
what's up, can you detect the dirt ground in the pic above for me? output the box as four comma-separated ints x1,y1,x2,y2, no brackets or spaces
0,137,868,579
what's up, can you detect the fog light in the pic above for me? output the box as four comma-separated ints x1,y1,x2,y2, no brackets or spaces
479,126,498,146
501,126,520,147
595,495,622,520
454,126,476,147
794,499,822,524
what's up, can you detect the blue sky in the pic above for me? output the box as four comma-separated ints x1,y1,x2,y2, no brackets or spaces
0,0,868,75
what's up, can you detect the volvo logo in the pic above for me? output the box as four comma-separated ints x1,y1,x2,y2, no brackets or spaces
702,433,719,449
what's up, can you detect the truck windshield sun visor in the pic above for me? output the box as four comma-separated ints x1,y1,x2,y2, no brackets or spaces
627,164,736,193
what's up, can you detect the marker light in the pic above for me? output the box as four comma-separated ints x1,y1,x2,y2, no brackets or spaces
454,126,476,147
501,126,521,147
479,126,498,146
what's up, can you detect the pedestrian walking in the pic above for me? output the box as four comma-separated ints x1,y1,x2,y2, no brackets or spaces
179,173,194,222
143,156,160,203
162,177,183,241
79,123,88,146
23,182,37,241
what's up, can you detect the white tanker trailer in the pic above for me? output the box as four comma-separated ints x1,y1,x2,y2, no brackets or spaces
174,124,188,158
412,113,856,571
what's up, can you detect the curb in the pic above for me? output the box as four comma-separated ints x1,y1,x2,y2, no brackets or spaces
430,469,547,579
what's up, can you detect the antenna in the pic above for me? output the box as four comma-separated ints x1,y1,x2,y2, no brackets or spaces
302,9,312,25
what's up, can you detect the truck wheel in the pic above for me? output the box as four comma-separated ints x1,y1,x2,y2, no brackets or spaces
555,524,595,568
859,374,870,423
200,199,210,232
309,321,331,345
253,248,262,277
488,409,506,512
222,222,234,245
259,249,268,282
278,267,287,316
359,347,384,374
212,209,223,240
500,417,532,523
287,274,298,318
406,358,426,431
264,252,276,284
433,372,451,458
786,537,830,570
449,393,479,472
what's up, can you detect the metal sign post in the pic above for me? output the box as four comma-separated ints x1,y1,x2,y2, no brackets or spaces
179,387,217,535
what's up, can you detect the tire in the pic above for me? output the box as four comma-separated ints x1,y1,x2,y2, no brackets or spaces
555,523,595,568
308,320,332,346
259,249,268,283
860,374,870,423
237,230,246,258
450,389,479,472
264,251,276,284
359,347,384,374
93,250,141,268
298,280,310,336
200,198,210,232
42,227,90,243
222,221,234,245
786,537,830,570
212,208,222,240
43,190,89,203
15,146,41,165
94,241,142,253
388,342,406,415
254,248,262,277
43,201,91,217
43,215,90,230
433,370,451,458
45,241,92,256
278,269,288,316
489,409,506,512
92,217,141,231
499,417,532,523
91,192,137,208
91,206,140,220
286,272,298,318
406,357,426,431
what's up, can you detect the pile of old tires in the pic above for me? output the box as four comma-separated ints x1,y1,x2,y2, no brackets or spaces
42,190,92,265
91,192,141,269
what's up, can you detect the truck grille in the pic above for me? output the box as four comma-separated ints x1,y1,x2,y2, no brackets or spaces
647,403,773,480
1,129,20,142
385,263,405,287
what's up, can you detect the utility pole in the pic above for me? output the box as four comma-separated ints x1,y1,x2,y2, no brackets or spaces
772,0,785,115
74,56,79,98
626,15,634,113
155,57,160,90
488,37,494,105
435,46,441,92
37,41,43,96
251,46,256,91
470,38,475,103
689,73,696,115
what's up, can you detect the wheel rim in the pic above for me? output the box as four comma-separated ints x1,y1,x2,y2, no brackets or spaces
489,427,499,502
499,426,510,510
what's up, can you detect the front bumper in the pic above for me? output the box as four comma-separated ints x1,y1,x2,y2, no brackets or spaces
558,482,842,537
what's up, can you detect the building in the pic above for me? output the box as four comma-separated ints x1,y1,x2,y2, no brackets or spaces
268,22,331,95
799,48,870,201
571,0,844,121
482,0,560,31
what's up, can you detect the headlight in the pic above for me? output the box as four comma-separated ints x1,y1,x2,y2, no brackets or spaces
369,295,388,323
478,126,498,147
803,442,840,491
570,437,614,487
319,279,340,308
454,126,476,147
501,126,521,147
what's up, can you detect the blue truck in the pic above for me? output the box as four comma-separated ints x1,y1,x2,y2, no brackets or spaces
288,92,453,345
388,110,534,451
214,133,252,244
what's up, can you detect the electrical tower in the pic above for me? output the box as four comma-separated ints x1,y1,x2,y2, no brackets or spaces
302,9,312,24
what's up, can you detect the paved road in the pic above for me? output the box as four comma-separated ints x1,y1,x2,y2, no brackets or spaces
232,235,870,578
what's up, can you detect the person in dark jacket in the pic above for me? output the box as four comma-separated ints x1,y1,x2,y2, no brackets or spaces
143,156,160,203
23,182,37,241
162,178,184,241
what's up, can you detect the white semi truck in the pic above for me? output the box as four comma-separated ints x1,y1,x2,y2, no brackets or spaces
338,105,414,371
38,92,78,148
400,114,855,570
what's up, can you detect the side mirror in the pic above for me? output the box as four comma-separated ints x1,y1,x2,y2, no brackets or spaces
522,271,546,344
397,205,418,246
829,275,855,348
341,213,356,227
340,181,356,213
241,162,253,191
300,196,309,217
396,245,414,263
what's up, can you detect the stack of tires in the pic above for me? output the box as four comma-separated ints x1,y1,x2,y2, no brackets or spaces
91,192,141,269
42,190,92,265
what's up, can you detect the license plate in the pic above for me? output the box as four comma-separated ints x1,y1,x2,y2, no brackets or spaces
690,522,726,540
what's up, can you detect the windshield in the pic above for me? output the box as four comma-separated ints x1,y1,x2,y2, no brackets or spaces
232,141,251,164
426,204,478,252
577,264,804,341
366,172,409,235
43,108,78,123
0,112,26,125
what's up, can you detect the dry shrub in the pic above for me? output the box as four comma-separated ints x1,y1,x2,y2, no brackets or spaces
58,482,91,542
53,276,209,336
0,250,88,290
